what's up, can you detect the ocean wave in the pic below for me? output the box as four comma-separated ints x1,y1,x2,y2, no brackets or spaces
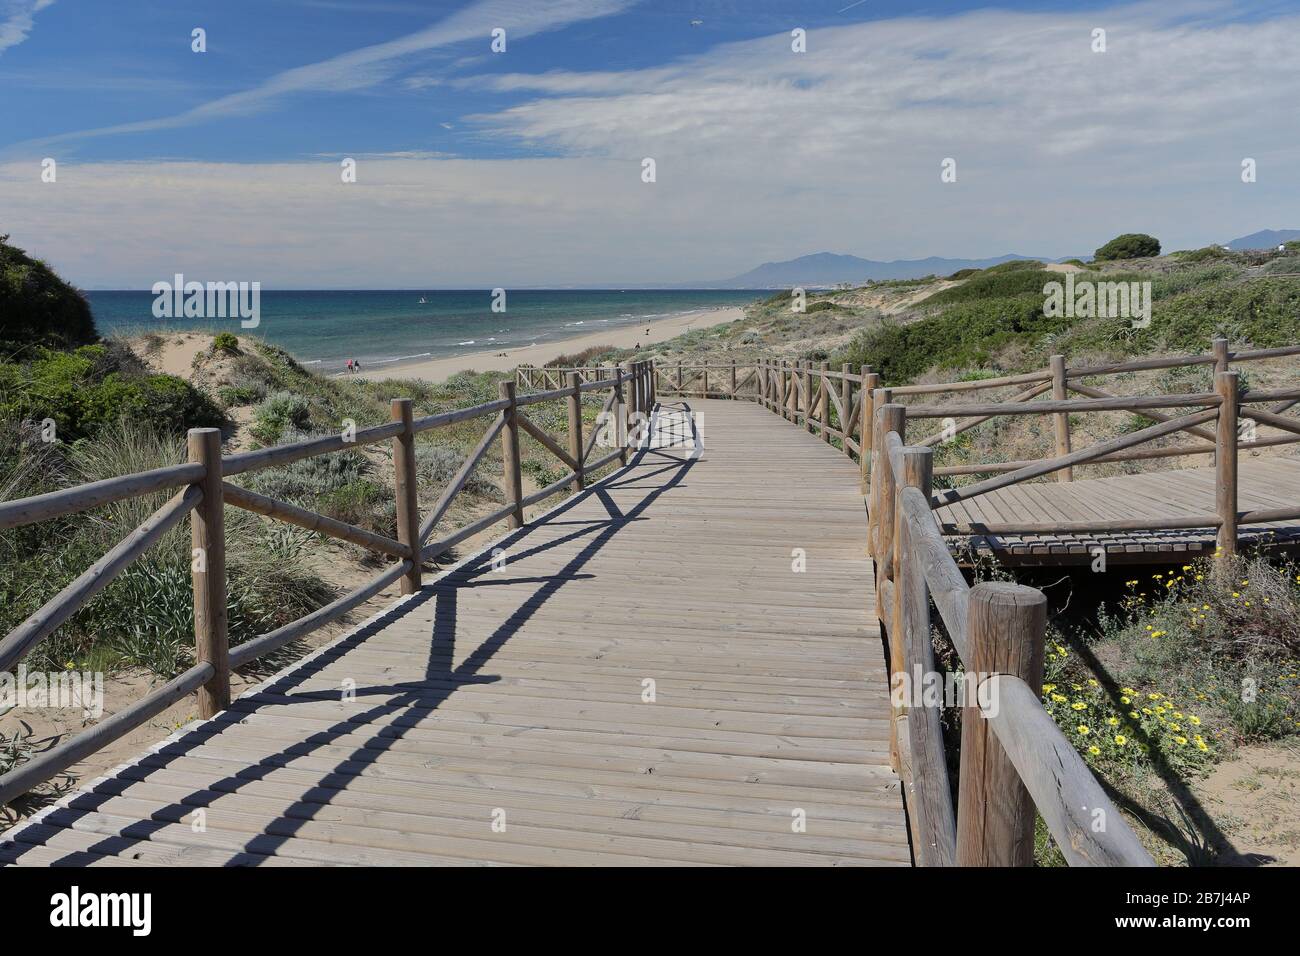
365,351,434,366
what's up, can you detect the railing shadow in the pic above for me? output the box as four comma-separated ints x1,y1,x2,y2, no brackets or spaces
17,403,703,865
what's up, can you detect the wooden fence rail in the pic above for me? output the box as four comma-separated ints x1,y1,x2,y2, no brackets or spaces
0,363,655,808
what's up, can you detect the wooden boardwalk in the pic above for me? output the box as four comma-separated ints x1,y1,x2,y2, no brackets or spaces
936,457,1300,564
1,399,908,867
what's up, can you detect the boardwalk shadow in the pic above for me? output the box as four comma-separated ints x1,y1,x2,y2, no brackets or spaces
20,404,703,865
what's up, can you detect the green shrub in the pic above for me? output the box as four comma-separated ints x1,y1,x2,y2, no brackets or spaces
1170,246,1229,264
218,384,263,407
0,235,97,355
914,268,1051,307
415,444,502,501
1094,233,1161,261
244,435,370,503
251,391,310,444
984,259,1045,273
1261,255,1300,275
211,331,240,354
836,293,1055,382
0,345,225,441
1146,278,1300,353
318,480,395,535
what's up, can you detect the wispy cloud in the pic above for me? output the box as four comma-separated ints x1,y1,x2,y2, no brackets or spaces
9,0,635,153
0,0,54,55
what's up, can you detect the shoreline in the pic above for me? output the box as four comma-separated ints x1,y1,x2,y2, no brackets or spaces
347,305,749,382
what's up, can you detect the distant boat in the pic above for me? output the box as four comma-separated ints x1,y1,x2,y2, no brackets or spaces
418,297,427,304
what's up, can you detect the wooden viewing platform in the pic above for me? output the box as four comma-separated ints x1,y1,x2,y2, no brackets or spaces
0,399,908,866
935,457,1300,564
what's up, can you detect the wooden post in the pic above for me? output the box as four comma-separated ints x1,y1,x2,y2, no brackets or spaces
566,372,584,492
632,362,643,419
1050,354,1072,481
776,362,787,420
649,361,657,407
677,360,684,393
860,369,878,493
819,362,831,443
390,398,422,595
872,403,905,597
730,360,738,399
867,386,892,551
1212,336,1230,375
701,361,709,398
803,362,814,433
787,361,796,422
1211,337,1229,468
890,446,932,771
1215,370,1239,562
614,365,628,465
956,582,1047,867
188,427,229,718
793,363,801,422
840,363,851,456
499,380,524,528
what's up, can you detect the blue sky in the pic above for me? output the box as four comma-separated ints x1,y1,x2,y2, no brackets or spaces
1,0,1298,287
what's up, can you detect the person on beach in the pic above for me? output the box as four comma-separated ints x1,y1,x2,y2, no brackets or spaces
346,359,353,373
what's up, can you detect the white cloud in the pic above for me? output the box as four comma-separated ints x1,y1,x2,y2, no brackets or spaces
2,1,1298,287
0,0,54,55
9,0,636,150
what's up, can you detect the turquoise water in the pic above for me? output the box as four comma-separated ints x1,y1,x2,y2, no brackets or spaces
86,289,760,373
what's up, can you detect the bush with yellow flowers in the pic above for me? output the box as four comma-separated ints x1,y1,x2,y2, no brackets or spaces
1040,654,1215,776
1038,554,1300,780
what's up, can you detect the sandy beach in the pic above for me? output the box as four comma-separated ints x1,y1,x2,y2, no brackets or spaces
349,305,748,382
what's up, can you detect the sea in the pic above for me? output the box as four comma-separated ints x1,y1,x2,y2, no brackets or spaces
85,289,761,374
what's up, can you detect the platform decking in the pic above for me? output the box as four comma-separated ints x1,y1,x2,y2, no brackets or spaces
0,399,909,867
936,457,1300,563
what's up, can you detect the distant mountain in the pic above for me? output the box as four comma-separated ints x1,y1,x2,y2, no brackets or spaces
1224,229,1300,250
690,251,1065,288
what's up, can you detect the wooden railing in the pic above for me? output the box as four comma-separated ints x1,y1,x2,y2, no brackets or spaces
868,421,1154,865
0,362,659,807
